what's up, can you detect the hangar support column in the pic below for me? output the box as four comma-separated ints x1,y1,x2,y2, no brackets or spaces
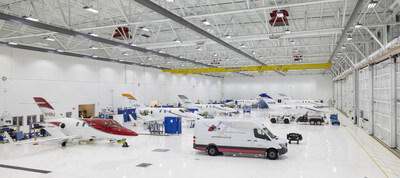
389,55,397,148
353,69,359,125
368,65,374,135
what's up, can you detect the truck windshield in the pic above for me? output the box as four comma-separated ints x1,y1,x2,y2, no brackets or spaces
263,127,276,139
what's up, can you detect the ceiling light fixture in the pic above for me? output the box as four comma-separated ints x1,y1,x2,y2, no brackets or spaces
294,48,298,52
355,23,362,28
285,29,291,34
88,32,98,37
44,37,55,41
139,26,150,31
225,34,232,38
90,46,98,49
201,19,211,26
252,51,256,55
347,36,353,41
239,44,245,48
196,46,202,51
276,11,284,18
22,16,39,22
166,0,175,2
341,45,346,49
92,55,98,58
129,43,136,46
83,6,99,13
56,49,64,53
8,41,18,45
174,39,181,43
367,1,377,8
122,52,129,56
290,40,295,45
212,53,218,57
147,57,152,60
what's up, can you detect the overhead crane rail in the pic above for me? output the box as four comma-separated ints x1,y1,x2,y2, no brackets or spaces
162,63,332,74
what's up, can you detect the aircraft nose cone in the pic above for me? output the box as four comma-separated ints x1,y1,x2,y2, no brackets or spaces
125,128,138,136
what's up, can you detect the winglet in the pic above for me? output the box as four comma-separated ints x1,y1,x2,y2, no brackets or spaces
122,94,137,100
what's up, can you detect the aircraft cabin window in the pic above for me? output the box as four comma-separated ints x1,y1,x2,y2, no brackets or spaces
82,122,86,127
76,122,80,126
159,110,162,113
103,121,109,127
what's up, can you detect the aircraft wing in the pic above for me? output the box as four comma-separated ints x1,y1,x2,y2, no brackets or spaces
137,114,163,122
4,124,81,146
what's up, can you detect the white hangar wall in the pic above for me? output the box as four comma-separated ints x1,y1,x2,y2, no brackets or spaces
0,46,223,119
223,74,333,102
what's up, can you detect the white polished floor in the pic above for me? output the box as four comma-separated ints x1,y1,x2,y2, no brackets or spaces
0,108,397,178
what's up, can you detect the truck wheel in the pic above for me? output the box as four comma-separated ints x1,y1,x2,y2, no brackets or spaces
284,119,289,124
61,141,67,147
271,118,276,123
310,120,315,125
317,121,321,125
207,146,218,156
288,140,291,144
267,149,278,160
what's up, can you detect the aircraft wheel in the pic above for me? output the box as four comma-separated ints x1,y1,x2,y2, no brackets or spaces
122,142,129,147
61,141,67,147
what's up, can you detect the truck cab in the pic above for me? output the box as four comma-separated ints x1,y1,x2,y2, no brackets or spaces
193,120,287,160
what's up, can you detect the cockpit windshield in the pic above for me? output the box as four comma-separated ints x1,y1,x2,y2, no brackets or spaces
109,121,121,127
263,127,276,139
179,108,190,113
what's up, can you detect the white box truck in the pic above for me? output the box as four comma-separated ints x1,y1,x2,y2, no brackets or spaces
193,119,288,160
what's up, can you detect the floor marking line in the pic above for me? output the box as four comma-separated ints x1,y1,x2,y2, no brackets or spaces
385,171,400,176
0,164,51,174
380,166,400,173
342,123,389,178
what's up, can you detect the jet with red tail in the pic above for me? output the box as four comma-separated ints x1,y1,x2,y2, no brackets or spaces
32,97,138,147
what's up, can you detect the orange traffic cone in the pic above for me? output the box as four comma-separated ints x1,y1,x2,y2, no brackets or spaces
268,114,270,119
133,122,136,127
34,136,37,141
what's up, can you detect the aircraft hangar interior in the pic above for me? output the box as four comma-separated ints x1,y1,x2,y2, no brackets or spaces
0,0,400,177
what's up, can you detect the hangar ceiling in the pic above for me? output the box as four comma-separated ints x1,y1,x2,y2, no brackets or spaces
0,0,399,78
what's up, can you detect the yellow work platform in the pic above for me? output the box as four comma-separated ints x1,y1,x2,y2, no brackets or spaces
162,63,332,74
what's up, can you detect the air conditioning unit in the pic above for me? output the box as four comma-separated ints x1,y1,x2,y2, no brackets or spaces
269,10,289,27
113,27,132,40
